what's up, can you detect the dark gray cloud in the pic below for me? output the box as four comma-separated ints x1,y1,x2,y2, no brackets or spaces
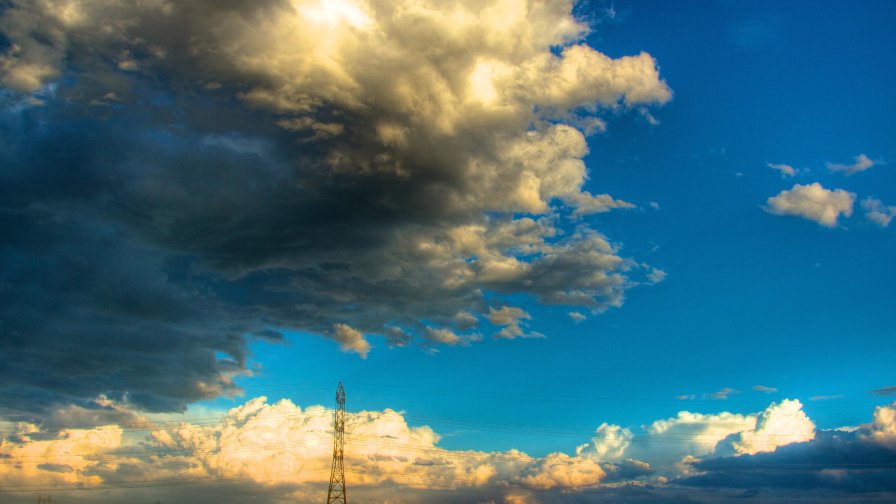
0,0,669,417
681,428,896,493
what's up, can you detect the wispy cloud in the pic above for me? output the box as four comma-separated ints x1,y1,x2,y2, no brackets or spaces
872,386,896,397
706,388,739,400
767,163,797,177
827,153,879,176
810,395,844,402
753,385,778,394
862,198,896,228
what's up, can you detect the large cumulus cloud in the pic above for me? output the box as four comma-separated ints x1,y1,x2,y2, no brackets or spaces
0,0,670,416
681,402,896,494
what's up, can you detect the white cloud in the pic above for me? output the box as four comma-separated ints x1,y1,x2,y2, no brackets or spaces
765,182,855,227
331,323,371,358
646,268,667,284
752,385,778,393
0,397,873,500
715,399,815,455
767,162,796,177
861,197,896,227
826,153,877,176
862,402,896,448
568,311,587,323
518,452,605,490
579,423,633,461
487,306,543,339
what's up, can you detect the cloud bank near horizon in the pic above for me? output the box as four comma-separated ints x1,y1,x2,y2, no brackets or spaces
1,397,892,503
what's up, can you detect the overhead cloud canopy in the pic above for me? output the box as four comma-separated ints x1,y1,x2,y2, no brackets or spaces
0,0,670,416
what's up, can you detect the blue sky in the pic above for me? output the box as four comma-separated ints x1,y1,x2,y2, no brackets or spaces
1,0,895,502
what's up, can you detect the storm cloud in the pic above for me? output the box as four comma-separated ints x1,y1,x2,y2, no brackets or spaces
1,0,670,416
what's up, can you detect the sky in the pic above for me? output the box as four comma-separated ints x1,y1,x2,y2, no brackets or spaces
1,0,895,503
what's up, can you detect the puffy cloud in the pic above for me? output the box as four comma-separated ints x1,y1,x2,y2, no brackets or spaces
826,153,877,176
579,423,633,461
579,401,815,468
768,162,796,177
3,397,888,501
715,399,815,456
861,402,896,448
765,183,856,227
487,306,543,339
0,396,617,498
518,452,605,490
0,423,123,488
0,0,670,415
681,402,896,493
861,197,896,227
331,323,371,358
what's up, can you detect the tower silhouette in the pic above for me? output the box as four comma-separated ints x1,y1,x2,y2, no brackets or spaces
326,382,346,504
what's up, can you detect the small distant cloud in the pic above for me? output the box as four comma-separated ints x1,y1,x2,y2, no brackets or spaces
705,388,739,400
826,153,879,176
637,106,660,126
871,386,896,396
677,394,696,400
568,311,587,323
753,385,778,394
809,395,844,402
487,306,543,339
861,197,896,228
649,201,660,210
646,268,666,284
767,163,796,177
765,182,855,227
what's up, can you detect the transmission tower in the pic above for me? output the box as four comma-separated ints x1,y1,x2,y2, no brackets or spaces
326,382,347,504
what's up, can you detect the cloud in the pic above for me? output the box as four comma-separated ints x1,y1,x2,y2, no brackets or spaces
765,183,856,227
810,395,844,401
681,402,896,493
487,306,543,339
767,163,796,177
752,385,778,394
331,323,371,358
0,396,619,499
826,153,878,176
568,311,587,323
872,386,896,397
0,0,670,415
714,399,815,456
3,397,883,502
706,388,738,400
862,198,896,227
646,268,667,284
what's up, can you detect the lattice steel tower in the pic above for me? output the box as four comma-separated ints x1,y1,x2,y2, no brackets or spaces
326,382,347,504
